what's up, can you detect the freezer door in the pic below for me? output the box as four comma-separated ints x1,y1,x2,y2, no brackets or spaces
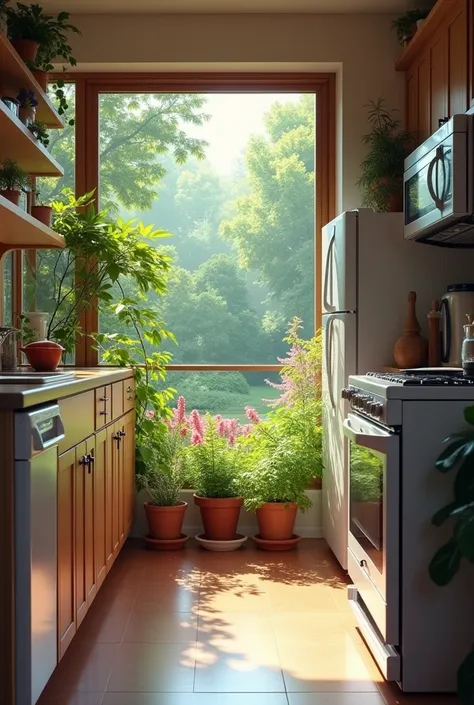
322,312,357,569
322,211,358,314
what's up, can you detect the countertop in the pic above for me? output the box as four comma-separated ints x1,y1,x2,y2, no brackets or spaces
0,367,134,410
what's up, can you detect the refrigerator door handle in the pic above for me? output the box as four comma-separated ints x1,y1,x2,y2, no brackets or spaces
323,226,336,313
325,315,337,411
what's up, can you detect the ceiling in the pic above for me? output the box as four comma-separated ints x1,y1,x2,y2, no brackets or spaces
39,0,413,14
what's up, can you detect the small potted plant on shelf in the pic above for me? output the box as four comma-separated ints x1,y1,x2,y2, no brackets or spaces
31,189,51,225
357,98,414,213
0,157,29,205
186,410,246,550
391,7,433,46
28,120,49,148
238,318,323,550
17,87,38,125
136,398,189,551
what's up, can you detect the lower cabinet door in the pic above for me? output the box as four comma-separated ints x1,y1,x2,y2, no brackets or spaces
75,440,88,628
58,448,76,660
94,428,108,589
123,411,136,537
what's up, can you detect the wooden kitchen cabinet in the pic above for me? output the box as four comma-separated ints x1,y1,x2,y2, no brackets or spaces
93,427,108,590
122,411,136,539
58,448,76,660
75,437,96,629
397,0,469,145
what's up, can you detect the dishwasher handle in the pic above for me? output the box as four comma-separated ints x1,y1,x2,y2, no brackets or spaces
15,404,65,456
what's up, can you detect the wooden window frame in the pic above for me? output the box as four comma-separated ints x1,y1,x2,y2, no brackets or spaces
29,72,336,369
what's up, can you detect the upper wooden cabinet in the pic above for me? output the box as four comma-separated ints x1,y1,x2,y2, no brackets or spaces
396,0,469,145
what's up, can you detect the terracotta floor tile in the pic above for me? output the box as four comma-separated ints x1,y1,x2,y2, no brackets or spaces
46,643,120,693
194,642,285,693
75,606,133,644
376,682,460,705
268,584,340,613
123,610,198,642
107,642,197,692
279,637,378,693
103,695,288,705
198,612,276,646
287,694,385,705
37,693,105,705
135,587,199,612
272,612,347,643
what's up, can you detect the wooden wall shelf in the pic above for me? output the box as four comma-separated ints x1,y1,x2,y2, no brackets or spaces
0,100,63,177
395,0,460,71
0,195,64,257
0,33,63,128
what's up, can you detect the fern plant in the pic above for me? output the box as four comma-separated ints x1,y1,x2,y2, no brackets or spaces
357,99,413,212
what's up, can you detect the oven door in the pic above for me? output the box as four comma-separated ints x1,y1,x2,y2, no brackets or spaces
404,128,469,242
344,412,400,645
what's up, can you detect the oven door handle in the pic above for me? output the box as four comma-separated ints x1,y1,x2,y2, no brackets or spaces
343,419,394,454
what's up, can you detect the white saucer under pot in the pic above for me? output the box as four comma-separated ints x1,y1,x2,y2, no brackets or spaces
195,533,247,552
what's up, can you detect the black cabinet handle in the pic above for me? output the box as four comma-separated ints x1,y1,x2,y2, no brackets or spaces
112,433,122,450
79,455,90,467
100,396,109,402
100,410,109,416
119,431,126,438
126,386,133,393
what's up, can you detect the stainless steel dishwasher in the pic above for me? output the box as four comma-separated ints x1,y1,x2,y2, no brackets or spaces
14,404,65,705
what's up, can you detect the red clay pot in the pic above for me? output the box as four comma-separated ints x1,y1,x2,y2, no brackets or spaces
32,69,48,92
31,205,52,226
256,502,298,541
11,39,40,64
0,189,21,206
194,494,243,541
144,501,187,541
20,340,64,371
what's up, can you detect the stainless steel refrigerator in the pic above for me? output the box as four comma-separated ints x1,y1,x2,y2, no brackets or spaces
321,209,474,569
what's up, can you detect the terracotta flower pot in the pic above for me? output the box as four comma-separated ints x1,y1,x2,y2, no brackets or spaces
11,39,40,64
194,494,243,541
256,502,298,541
20,340,64,371
373,177,403,213
144,501,187,541
19,105,35,126
32,69,48,93
31,205,52,226
0,189,21,206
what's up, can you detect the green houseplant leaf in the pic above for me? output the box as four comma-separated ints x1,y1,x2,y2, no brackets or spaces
458,647,474,705
429,539,462,586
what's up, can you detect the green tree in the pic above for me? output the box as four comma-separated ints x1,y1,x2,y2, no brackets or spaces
220,95,315,333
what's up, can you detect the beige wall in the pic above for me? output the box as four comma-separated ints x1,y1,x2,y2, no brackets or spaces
68,13,404,212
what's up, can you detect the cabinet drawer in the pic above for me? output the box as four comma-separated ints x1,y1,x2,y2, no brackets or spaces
123,378,136,413
95,385,112,429
111,382,123,421
59,391,94,454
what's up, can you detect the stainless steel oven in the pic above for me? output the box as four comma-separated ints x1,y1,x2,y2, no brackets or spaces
343,412,401,678
403,114,474,246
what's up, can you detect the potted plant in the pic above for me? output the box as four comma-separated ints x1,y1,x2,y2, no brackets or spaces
0,157,29,205
239,318,323,549
391,8,432,46
357,98,414,213
17,87,38,125
0,0,9,34
136,398,189,550
31,189,51,225
186,410,244,543
28,120,49,148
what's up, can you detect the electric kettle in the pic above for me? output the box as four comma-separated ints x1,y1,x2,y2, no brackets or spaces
440,283,474,366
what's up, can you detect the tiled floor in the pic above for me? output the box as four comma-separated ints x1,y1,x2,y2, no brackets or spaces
38,539,459,705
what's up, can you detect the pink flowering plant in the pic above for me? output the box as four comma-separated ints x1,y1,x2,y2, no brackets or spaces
185,411,249,499
238,318,323,511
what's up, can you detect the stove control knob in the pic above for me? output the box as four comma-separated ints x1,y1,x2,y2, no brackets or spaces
341,388,349,400
373,403,383,418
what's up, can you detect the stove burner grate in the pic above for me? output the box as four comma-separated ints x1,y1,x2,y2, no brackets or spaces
366,371,474,386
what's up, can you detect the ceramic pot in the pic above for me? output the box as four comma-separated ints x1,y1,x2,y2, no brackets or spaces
144,501,187,541
11,39,40,64
194,494,243,541
31,205,52,226
20,340,64,371
373,177,403,212
22,312,48,341
0,189,21,205
256,502,298,541
19,105,36,126
32,69,48,93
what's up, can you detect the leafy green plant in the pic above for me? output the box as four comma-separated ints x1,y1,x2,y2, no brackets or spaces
28,119,49,147
391,8,431,46
185,414,242,498
238,318,323,511
6,3,80,124
357,98,413,212
429,405,474,704
0,157,29,191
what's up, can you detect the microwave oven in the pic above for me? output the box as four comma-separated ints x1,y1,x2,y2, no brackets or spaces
403,114,474,246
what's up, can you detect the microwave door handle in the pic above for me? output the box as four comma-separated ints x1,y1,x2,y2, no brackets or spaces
323,227,336,312
440,298,451,363
343,419,391,454
427,147,444,210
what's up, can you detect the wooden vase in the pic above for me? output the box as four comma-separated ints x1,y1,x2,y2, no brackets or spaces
394,291,428,368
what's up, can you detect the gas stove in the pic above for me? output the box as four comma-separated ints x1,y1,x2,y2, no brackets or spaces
343,368,474,427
